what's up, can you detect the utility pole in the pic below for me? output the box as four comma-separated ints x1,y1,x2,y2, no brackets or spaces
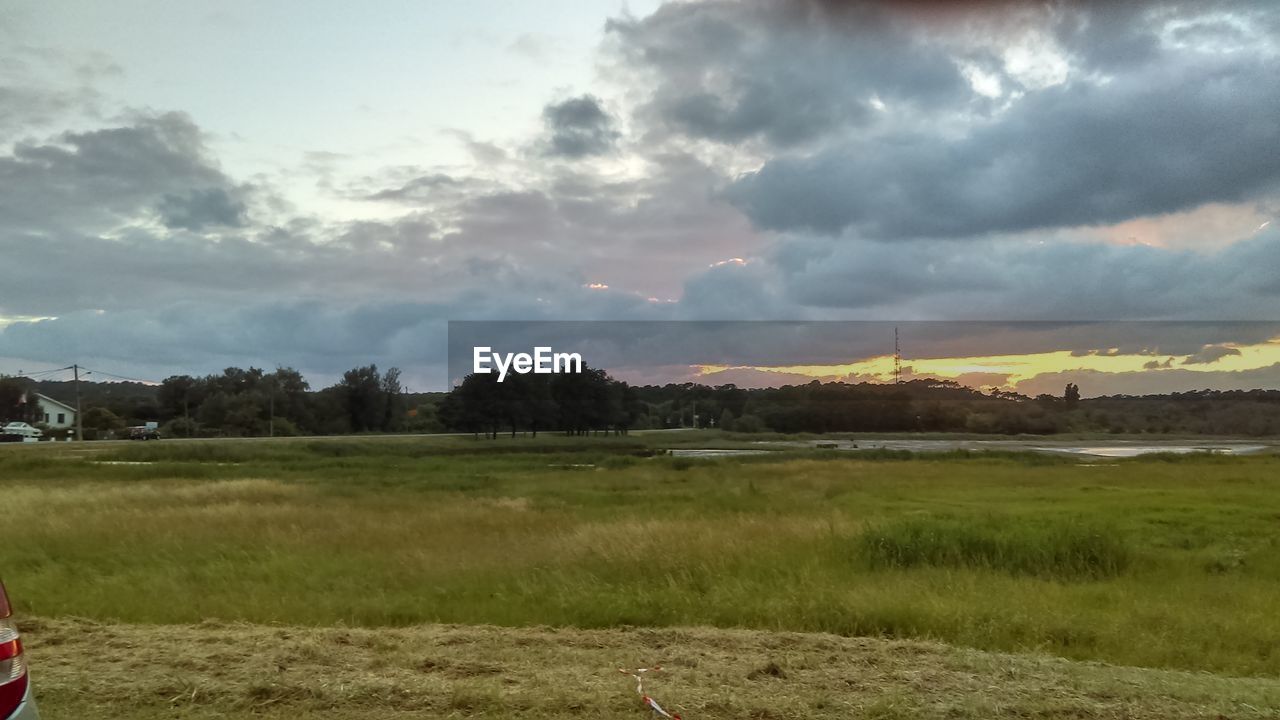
73,364,83,441
268,378,274,438
894,327,902,385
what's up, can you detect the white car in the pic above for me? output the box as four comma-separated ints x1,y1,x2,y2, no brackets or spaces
0,581,38,719
0,424,40,441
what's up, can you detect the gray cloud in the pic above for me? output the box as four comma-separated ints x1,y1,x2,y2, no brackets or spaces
5,0,1280,393
361,173,463,203
1182,344,1243,365
676,226,1280,324
541,95,620,158
608,0,1280,239
157,187,247,230
0,112,245,234
728,55,1280,238
442,129,508,165
606,0,970,148
1014,362,1280,398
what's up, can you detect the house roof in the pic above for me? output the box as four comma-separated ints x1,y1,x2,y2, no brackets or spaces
35,393,77,413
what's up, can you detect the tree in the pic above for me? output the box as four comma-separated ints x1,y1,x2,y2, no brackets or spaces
196,391,231,433
82,407,127,437
1064,383,1081,409
222,392,268,436
380,367,404,432
522,375,557,437
454,372,503,438
269,367,313,430
718,408,736,432
340,365,385,432
157,375,201,423
0,377,38,423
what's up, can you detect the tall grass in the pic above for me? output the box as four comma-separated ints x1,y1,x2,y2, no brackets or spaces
4,440,1280,675
858,515,1133,579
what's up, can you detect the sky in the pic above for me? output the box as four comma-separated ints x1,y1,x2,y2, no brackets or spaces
2,0,1280,393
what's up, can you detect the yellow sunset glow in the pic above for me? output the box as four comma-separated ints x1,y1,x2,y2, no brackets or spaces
696,338,1280,389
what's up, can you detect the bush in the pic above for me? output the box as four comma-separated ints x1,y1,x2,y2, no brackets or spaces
858,515,1132,580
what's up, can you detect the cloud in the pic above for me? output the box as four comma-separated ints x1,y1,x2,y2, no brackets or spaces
1182,344,1243,365
608,1,1280,239
606,0,969,148
1013,362,1280,398
508,33,560,63
727,55,1280,238
157,187,247,230
540,94,620,158
0,112,247,234
5,0,1280,394
361,173,463,203
678,227,1280,322
442,129,508,165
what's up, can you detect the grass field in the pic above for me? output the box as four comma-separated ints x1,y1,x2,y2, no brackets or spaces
23,617,1280,719
5,434,1280,716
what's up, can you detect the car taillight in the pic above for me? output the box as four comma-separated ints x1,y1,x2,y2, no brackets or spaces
0,582,29,718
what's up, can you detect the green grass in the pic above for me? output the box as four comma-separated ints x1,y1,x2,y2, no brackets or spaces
4,437,1280,677
858,515,1133,579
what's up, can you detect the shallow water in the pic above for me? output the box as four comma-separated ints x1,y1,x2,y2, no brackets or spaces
1037,445,1269,458
752,438,1274,458
668,448,772,458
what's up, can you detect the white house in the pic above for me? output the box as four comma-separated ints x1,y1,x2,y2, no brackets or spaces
35,393,77,431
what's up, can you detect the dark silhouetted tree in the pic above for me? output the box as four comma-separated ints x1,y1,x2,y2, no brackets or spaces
1065,383,1081,409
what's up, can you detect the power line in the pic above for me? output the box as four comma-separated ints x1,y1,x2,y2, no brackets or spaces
10,365,74,379
80,367,159,385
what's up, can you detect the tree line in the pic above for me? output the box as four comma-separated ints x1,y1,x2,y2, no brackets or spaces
436,367,643,438
5,368,1280,438
1,365,427,438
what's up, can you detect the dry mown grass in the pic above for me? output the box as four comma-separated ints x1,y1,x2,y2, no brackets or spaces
22,617,1280,719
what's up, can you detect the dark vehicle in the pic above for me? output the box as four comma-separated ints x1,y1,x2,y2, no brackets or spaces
0,581,38,719
127,426,161,441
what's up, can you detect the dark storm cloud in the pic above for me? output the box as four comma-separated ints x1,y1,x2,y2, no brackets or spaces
606,0,969,147
0,112,247,233
541,95,620,158
728,56,1280,237
676,227,1280,325
1048,1,1276,72
609,0,1280,238
6,0,1280,392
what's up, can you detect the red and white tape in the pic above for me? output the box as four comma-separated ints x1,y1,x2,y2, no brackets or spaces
619,667,683,719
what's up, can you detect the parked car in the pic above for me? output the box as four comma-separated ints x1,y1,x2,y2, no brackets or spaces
0,581,38,719
0,424,41,442
127,426,161,441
